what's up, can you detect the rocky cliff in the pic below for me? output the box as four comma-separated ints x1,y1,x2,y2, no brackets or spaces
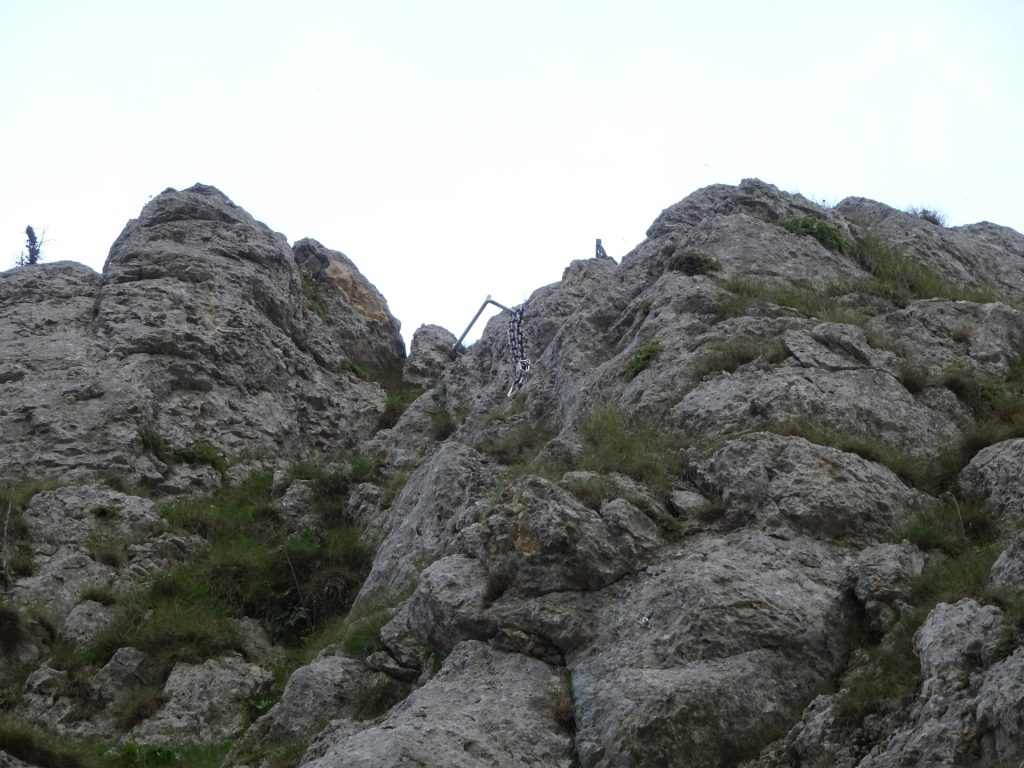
0,180,1022,768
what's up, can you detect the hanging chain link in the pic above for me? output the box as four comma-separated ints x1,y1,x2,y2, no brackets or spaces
506,305,532,397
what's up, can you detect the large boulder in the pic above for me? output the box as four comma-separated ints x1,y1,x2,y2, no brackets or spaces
568,531,852,768
959,438,1024,532
301,641,574,768
696,432,928,543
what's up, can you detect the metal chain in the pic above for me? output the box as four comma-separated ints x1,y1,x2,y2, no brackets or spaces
506,305,532,397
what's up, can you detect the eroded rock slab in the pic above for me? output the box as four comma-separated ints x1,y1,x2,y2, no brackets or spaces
301,641,573,768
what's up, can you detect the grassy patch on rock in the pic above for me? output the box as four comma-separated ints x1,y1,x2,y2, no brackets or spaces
623,340,662,381
87,464,375,673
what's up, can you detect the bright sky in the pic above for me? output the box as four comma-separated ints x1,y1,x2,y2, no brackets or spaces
2,1,1022,349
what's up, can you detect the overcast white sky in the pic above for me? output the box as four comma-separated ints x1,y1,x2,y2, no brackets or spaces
2,1,1022,348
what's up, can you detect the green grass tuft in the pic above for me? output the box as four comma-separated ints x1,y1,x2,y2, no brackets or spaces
623,340,662,381
782,217,852,254
350,674,408,721
668,251,721,276
173,442,226,473
577,407,687,496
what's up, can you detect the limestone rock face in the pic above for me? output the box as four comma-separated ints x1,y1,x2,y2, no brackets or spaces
0,261,151,481
0,184,401,483
837,195,1024,300
697,433,928,542
959,438,1024,531
404,324,458,388
4,178,1024,767
226,654,372,765
481,475,662,595
98,185,393,460
300,642,574,768
129,653,272,745
292,237,405,371
566,532,851,768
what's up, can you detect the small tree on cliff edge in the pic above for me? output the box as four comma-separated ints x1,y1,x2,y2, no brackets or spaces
16,226,42,266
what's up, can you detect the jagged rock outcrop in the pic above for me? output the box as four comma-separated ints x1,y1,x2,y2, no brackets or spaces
0,184,403,484
301,642,574,768
2,178,1024,768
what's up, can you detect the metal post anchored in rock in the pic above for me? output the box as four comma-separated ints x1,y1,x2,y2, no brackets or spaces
451,295,533,398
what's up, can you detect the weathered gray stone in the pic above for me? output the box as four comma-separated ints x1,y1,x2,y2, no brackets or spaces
481,475,661,596
404,324,457,388
60,599,115,648
837,196,1024,301
960,438,1024,531
8,484,189,624
93,647,161,704
405,555,496,653
988,531,1024,594
1,185,401,484
300,641,573,768
913,599,1008,696
974,647,1024,766
865,298,1024,380
228,654,371,765
291,237,405,372
568,531,852,768
850,542,926,631
674,359,961,460
697,432,928,542
0,261,149,483
5,178,1024,767
130,653,272,745
356,442,495,600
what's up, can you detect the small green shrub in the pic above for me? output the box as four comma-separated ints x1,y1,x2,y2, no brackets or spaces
86,534,127,569
577,407,686,495
234,738,307,768
111,686,167,730
300,272,330,318
80,470,359,669
100,742,231,768
550,669,575,735
836,606,924,724
0,480,56,511
0,606,27,657
712,277,862,325
623,340,662,381
139,429,170,463
348,454,378,485
367,362,424,430
898,363,929,395
422,646,447,677
907,206,947,227
668,251,721,276
174,441,226,472
901,495,993,555
691,337,762,380
339,600,394,659
849,234,996,306
430,407,457,441
770,419,954,494
90,504,118,520
0,718,86,768
838,541,1002,724
350,674,407,721
781,217,852,254
562,474,619,511
80,584,117,605
86,590,244,673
